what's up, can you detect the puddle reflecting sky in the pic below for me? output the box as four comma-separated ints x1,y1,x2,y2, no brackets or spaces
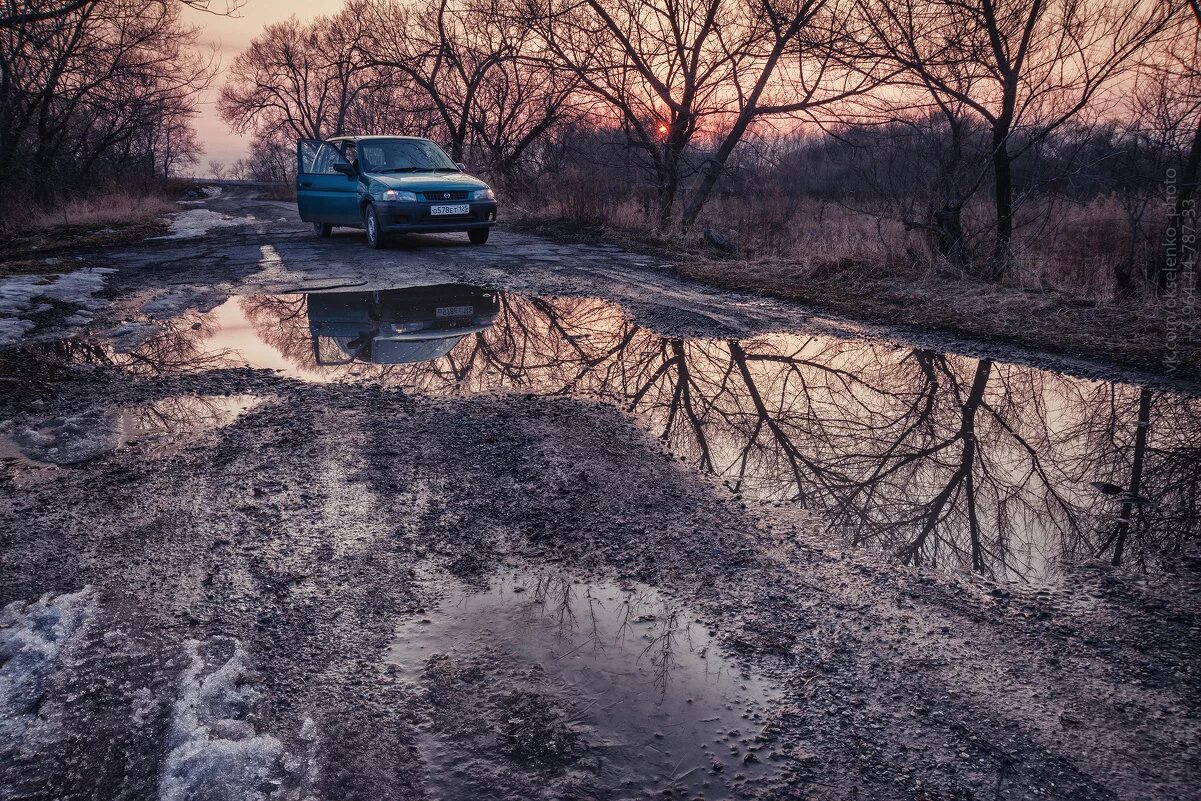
35,283,1201,580
387,569,782,799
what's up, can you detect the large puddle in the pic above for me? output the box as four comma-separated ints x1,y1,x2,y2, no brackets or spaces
22,283,1201,580
387,569,783,799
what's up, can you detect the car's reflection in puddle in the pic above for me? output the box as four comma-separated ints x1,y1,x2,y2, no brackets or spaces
32,282,1201,581
387,568,782,800
307,284,499,366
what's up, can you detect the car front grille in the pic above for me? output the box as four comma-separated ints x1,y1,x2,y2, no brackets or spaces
421,190,469,202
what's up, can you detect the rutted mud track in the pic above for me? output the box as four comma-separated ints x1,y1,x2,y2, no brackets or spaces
1,193,1199,800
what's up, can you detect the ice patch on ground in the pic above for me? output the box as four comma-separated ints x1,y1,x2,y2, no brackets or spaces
0,412,122,464
32,269,113,309
156,209,254,240
0,318,34,345
0,268,114,314
0,268,116,345
0,588,97,746
159,638,317,801
0,276,54,316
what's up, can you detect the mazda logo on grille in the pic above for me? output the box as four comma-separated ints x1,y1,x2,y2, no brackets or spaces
443,192,451,199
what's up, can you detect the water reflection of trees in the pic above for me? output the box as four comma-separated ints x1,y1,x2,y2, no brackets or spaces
522,572,691,695
32,309,237,375
82,291,1201,579
121,394,263,439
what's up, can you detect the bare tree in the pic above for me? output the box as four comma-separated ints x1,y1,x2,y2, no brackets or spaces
830,111,992,270
1133,4,1201,290
0,0,214,213
218,7,377,143
357,0,583,185
528,0,870,228
149,109,202,177
854,0,1179,279
0,0,242,29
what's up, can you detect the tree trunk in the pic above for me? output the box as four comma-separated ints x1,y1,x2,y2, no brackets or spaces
987,125,1014,280
657,149,680,230
681,109,756,229
933,204,970,270
1110,386,1152,567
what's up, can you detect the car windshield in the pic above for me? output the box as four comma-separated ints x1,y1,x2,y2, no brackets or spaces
357,139,457,173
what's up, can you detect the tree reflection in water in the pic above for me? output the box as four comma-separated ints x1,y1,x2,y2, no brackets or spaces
57,288,1201,580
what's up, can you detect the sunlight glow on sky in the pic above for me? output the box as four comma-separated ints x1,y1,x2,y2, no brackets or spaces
183,1,323,169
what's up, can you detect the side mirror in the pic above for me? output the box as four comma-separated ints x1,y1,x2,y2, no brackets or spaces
333,162,354,175
455,162,467,172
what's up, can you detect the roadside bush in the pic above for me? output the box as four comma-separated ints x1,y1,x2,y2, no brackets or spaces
3,192,176,234
509,123,1181,304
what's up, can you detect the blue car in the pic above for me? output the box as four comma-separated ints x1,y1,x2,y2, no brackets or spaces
295,136,498,248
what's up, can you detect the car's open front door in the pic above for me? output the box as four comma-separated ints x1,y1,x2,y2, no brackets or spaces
296,140,360,225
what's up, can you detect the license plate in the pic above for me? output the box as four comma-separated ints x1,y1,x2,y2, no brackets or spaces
436,305,474,317
430,203,470,216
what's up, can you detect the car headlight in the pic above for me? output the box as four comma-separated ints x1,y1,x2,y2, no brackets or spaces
382,189,417,201
473,188,495,201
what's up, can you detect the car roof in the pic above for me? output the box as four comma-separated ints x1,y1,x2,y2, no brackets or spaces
326,135,430,144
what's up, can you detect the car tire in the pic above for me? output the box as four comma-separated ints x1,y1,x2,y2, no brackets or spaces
313,222,333,237
364,204,385,249
468,227,490,245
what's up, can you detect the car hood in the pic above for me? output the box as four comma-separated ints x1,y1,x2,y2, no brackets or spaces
368,172,488,191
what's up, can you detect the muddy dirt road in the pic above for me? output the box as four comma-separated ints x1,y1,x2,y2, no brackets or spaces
2,191,1199,800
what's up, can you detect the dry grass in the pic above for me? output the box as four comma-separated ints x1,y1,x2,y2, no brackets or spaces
1016,194,1160,302
519,175,1164,298
4,191,174,232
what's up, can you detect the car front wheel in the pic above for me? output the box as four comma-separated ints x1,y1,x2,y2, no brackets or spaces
468,227,489,245
364,204,385,249
313,221,332,237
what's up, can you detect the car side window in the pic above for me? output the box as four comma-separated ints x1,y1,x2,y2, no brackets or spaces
313,144,345,175
298,141,349,175
297,140,322,174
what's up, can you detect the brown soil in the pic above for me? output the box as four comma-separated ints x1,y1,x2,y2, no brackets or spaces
0,220,168,273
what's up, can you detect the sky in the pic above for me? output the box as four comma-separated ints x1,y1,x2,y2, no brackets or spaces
182,1,323,169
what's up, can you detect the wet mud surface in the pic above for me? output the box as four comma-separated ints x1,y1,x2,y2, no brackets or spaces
1,192,1199,800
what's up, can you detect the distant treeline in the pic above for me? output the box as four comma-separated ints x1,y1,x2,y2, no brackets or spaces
0,0,231,222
